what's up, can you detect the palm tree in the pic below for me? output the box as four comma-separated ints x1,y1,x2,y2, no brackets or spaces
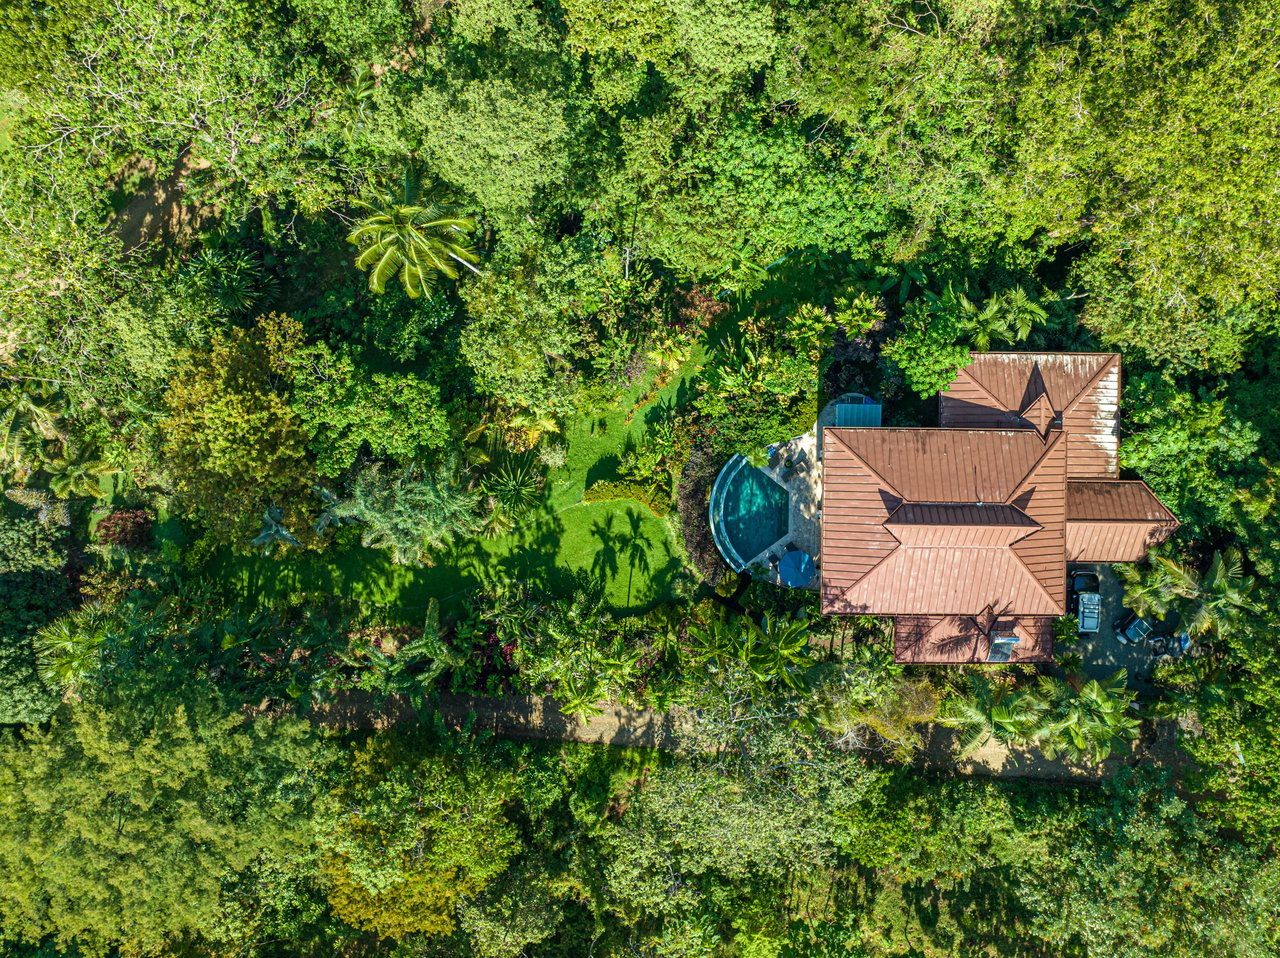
751,612,813,690
34,601,117,691
44,450,119,499
507,408,560,450
1,383,67,471
482,460,542,518
940,674,1046,756
1117,553,1179,620
347,189,479,299
1001,286,1048,340
1033,671,1140,762
958,295,1012,352
958,287,1048,352
1157,548,1258,638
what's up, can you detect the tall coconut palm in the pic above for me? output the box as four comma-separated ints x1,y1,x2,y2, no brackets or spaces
1158,548,1258,638
0,383,67,471
347,190,479,299
940,674,1046,756
1033,671,1140,762
1117,553,1180,620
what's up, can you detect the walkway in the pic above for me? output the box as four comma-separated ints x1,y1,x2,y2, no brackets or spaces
306,691,1187,784
307,691,695,751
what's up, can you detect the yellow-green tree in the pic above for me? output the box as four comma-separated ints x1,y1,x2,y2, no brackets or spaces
317,734,521,939
161,319,314,545
0,680,323,955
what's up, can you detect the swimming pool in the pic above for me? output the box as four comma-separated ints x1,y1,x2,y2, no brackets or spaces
709,455,790,570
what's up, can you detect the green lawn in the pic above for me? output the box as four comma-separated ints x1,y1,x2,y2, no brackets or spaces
210,353,706,618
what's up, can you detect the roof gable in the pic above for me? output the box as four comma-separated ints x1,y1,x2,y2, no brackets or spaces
966,353,1114,414
833,429,1047,503
821,429,1068,618
940,353,1120,478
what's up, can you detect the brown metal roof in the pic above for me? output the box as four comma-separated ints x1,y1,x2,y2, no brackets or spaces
830,428,1048,503
1067,480,1178,522
939,353,1120,477
821,353,1178,664
1065,479,1181,562
894,614,1055,664
821,429,1067,619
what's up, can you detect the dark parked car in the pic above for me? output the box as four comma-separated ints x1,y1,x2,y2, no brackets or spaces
1071,572,1101,634
1115,610,1155,645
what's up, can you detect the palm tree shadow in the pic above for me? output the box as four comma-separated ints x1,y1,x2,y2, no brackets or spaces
589,514,621,585
621,510,652,606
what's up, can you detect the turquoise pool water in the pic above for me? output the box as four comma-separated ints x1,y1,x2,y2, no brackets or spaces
709,456,790,570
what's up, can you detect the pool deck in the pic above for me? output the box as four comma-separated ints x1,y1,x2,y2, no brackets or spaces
738,395,873,590
741,429,822,590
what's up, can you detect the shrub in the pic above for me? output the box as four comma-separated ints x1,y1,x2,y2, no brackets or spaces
95,509,153,549
0,512,68,723
583,480,670,517
535,442,568,470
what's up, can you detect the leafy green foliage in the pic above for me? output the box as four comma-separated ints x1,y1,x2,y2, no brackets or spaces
583,479,671,517
881,298,971,398
1121,378,1261,541
1008,0,1280,367
161,322,314,545
284,337,452,476
0,679,326,955
316,733,520,939
0,511,67,723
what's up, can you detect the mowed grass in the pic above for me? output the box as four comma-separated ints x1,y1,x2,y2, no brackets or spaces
211,352,706,618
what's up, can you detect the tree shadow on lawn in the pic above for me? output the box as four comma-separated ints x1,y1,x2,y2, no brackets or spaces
585,453,621,487
459,502,683,613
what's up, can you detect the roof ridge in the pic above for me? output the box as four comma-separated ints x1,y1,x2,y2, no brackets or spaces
950,362,1008,412
1059,354,1118,415
1004,429,1065,502
830,543,901,608
827,429,904,499
977,351,1120,358
1006,546,1066,615
1066,478,1180,525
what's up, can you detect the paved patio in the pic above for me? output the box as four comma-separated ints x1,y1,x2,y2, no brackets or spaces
739,429,822,589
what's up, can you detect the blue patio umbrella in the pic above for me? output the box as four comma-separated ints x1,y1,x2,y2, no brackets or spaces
778,550,816,588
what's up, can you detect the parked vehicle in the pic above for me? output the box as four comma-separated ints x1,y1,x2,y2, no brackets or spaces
1071,572,1101,634
1115,611,1155,645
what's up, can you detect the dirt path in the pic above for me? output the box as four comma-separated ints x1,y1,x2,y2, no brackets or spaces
438,694,695,750
307,690,694,751
912,718,1192,782
307,693,1191,784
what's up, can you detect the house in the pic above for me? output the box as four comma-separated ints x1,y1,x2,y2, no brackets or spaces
820,353,1179,664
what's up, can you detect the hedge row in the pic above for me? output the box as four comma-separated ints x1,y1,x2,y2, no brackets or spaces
582,480,671,517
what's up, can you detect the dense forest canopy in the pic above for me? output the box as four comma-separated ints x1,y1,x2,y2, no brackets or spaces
3,0,1280,955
